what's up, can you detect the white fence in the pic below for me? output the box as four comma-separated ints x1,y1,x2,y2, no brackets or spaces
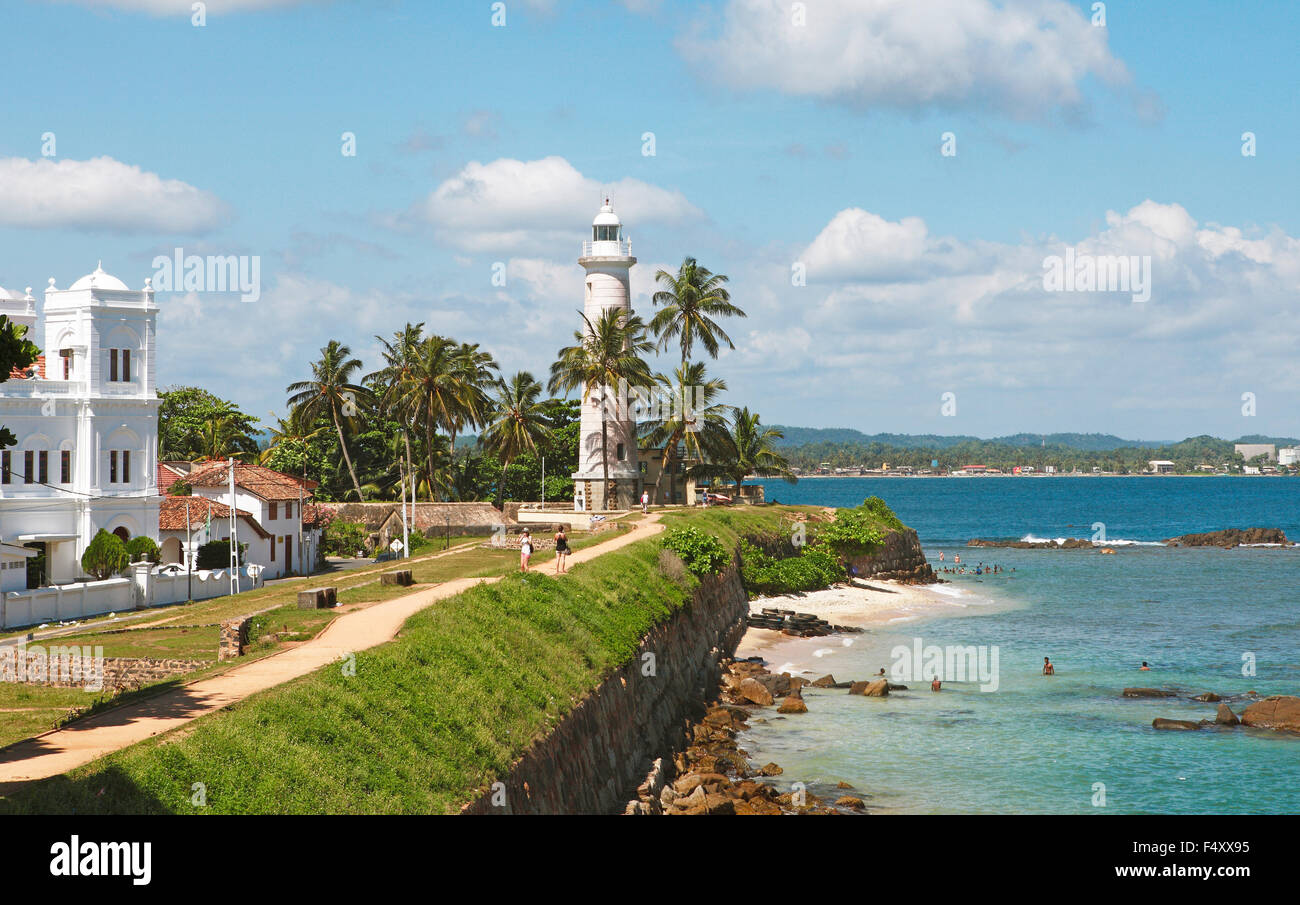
1,564,264,629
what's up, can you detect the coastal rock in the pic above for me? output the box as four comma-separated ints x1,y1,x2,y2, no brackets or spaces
1164,528,1289,548
836,781,853,789
849,678,890,697
835,796,866,810
777,696,808,714
1099,547,1116,555
757,762,783,776
967,537,1094,549
738,678,775,707
1152,718,1202,731
1240,695,1300,732
753,673,792,697
1123,687,1179,698
1192,692,1221,703
1215,704,1240,726
811,674,837,688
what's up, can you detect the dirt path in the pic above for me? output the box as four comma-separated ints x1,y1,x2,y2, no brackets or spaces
0,515,664,785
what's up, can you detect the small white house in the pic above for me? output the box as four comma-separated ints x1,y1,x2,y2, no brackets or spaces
175,462,321,579
1148,460,1176,474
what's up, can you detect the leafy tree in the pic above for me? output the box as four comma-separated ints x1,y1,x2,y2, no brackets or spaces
649,257,746,363
286,340,371,501
157,386,259,460
481,371,552,508
0,315,41,449
549,308,654,506
321,519,367,557
640,361,732,505
697,407,796,493
81,529,130,580
125,536,161,564
661,526,730,577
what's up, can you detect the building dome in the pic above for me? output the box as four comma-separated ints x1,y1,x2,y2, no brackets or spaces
69,263,130,292
0,286,25,301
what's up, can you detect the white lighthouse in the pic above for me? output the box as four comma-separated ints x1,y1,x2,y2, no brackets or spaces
572,199,641,512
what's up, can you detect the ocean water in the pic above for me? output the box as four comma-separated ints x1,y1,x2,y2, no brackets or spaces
746,477,1300,814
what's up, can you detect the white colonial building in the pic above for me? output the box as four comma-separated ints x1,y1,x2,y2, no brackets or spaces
0,266,161,592
573,200,643,511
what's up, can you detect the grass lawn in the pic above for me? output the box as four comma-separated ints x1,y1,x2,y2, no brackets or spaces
0,509,778,814
0,528,624,757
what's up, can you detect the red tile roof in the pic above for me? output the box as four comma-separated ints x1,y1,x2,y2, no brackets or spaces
187,462,318,501
157,461,188,491
158,496,271,539
7,355,44,380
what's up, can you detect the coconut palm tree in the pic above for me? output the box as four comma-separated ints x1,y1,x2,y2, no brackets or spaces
549,307,654,507
286,340,370,501
482,371,553,509
649,256,747,364
403,335,464,498
368,322,426,500
640,361,732,505
696,406,796,496
258,408,328,466
447,341,500,463
189,409,256,463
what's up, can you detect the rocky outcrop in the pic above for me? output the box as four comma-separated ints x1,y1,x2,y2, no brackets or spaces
1153,718,1203,731
1123,687,1179,698
1241,695,1300,732
847,528,938,584
848,678,890,697
1164,528,1289,548
1216,704,1240,726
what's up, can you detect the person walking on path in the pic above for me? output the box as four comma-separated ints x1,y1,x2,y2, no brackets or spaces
640,489,650,514
519,529,533,572
553,528,569,574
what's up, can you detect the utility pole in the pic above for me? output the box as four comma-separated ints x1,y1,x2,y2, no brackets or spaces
185,497,192,602
228,458,240,595
541,455,545,506
400,460,410,560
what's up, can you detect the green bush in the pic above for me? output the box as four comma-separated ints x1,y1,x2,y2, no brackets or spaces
81,530,129,581
125,536,161,564
196,539,246,571
322,519,368,557
816,507,886,558
860,496,905,531
661,526,730,578
740,539,844,596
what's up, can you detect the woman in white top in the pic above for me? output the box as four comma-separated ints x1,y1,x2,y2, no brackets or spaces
519,530,533,572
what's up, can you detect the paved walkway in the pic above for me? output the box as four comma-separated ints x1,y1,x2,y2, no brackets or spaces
0,515,663,785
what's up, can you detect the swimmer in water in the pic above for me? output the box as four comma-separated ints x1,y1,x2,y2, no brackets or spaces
1042,656,1055,676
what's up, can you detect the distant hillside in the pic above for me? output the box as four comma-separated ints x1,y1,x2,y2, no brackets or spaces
770,428,1178,452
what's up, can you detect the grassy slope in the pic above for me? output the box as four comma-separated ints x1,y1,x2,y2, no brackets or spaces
0,533,620,752
0,512,770,815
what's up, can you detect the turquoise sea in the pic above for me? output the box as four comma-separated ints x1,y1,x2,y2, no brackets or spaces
746,477,1300,814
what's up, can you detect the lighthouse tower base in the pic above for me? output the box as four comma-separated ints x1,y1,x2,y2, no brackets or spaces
572,473,641,512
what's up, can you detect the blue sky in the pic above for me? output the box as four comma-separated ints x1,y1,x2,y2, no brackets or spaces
2,0,1298,441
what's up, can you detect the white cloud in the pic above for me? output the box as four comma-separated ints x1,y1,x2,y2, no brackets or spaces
720,200,1300,435
414,155,703,253
0,157,230,234
679,0,1133,120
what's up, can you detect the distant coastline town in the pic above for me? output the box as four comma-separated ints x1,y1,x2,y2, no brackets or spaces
775,432,1299,478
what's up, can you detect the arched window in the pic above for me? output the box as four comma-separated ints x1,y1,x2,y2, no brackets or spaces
113,526,130,542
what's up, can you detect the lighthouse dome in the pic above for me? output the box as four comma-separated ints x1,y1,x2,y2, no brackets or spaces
592,201,621,227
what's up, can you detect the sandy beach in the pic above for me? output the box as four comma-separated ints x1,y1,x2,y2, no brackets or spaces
734,579,979,663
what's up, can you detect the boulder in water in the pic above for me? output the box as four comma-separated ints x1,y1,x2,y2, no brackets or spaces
1124,687,1179,698
1215,703,1240,726
1153,718,1203,731
1241,695,1300,732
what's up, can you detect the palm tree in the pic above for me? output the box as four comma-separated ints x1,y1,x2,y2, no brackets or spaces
286,340,370,501
640,361,732,505
258,408,327,466
697,406,796,496
403,335,463,498
481,371,553,509
447,341,500,463
650,257,747,364
549,307,654,508
368,322,425,500
190,408,256,462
